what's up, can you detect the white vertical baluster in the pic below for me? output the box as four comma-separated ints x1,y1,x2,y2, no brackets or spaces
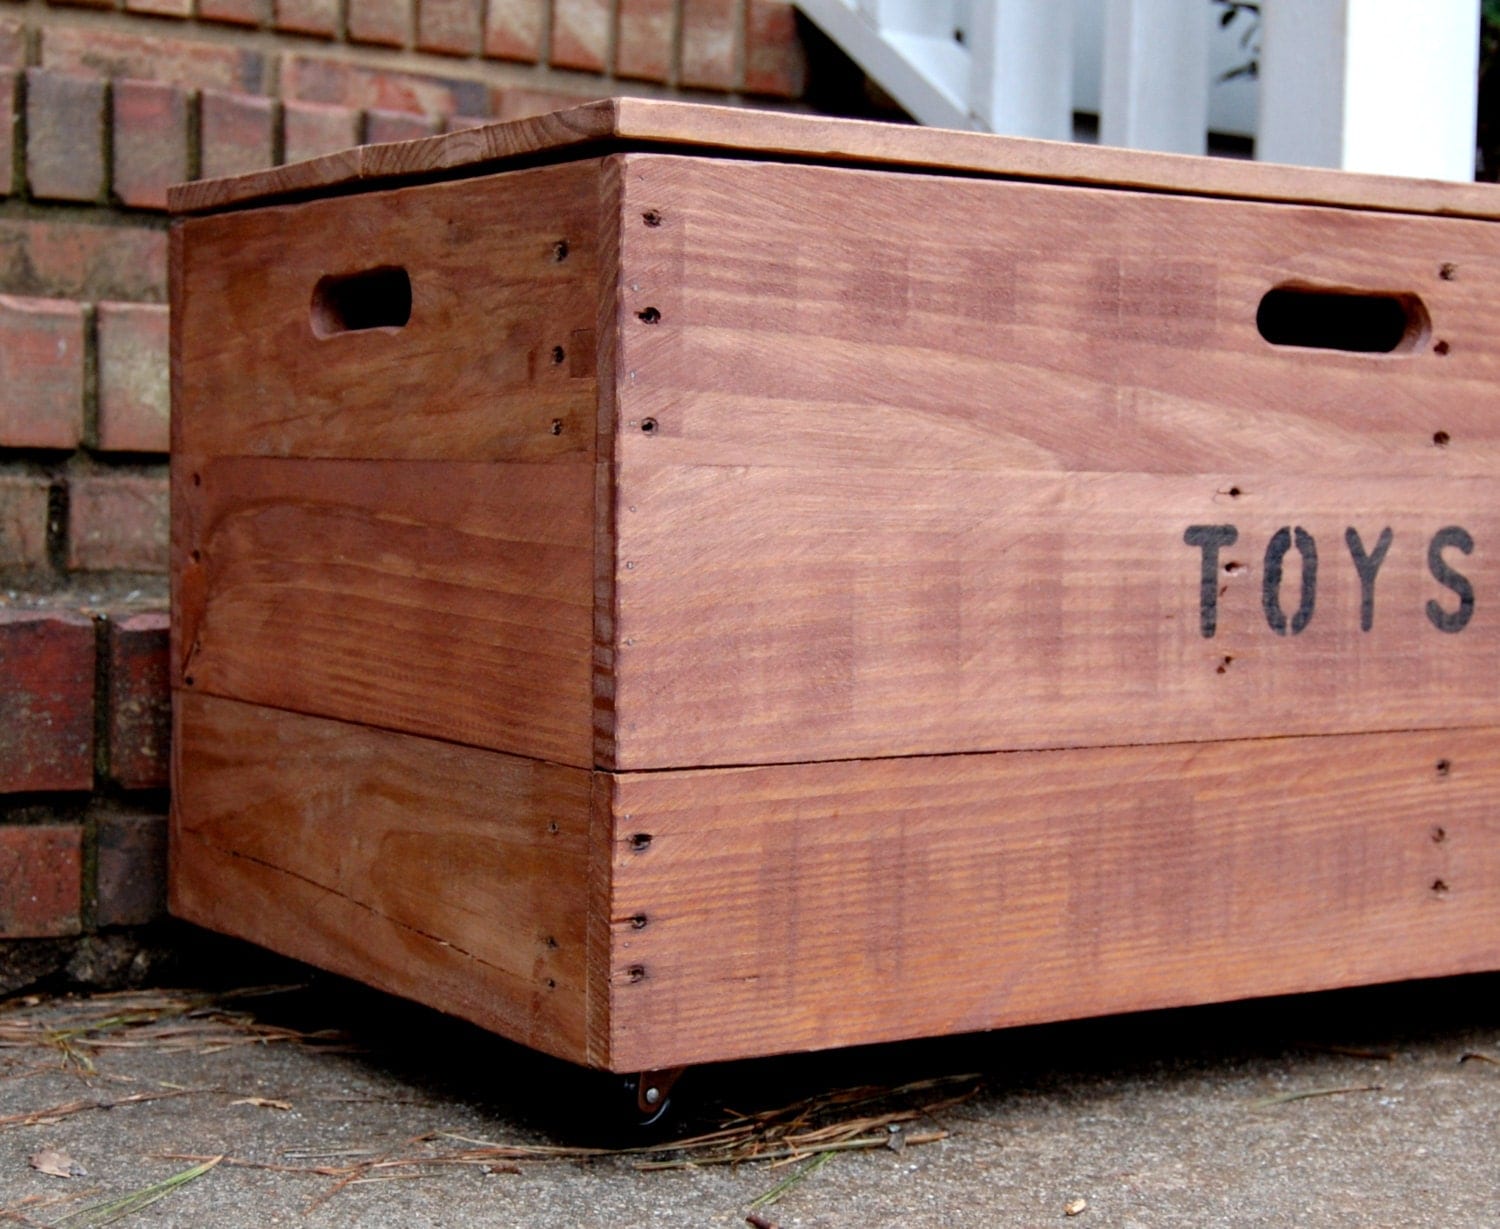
968,0,1075,140
1259,0,1479,181
857,0,953,37
1098,0,1209,154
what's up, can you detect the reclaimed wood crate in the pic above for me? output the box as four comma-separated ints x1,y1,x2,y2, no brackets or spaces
169,99,1500,1079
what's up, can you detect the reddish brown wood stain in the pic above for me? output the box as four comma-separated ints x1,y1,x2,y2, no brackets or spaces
172,102,1500,1072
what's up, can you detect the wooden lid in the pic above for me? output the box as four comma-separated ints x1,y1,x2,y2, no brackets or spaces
169,96,1500,219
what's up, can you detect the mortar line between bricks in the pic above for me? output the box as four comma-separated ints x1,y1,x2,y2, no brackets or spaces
44,472,68,574
0,197,171,233
80,303,100,451
185,87,204,182
9,2,711,106
668,0,684,89
13,63,29,199
604,0,621,85
539,0,556,67
603,0,621,79
732,0,747,96
100,78,113,209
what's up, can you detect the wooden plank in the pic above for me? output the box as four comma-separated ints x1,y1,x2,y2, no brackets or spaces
169,96,1500,223
602,728,1500,1071
174,159,599,462
605,154,1500,768
174,455,595,766
170,692,593,1064
168,102,618,215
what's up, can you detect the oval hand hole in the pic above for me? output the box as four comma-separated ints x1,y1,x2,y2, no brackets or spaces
1256,286,1427,354
311,266,412,337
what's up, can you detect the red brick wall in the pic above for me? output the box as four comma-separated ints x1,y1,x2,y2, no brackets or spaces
0,0,816,979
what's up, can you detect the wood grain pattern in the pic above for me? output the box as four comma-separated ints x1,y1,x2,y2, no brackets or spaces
170,97,1500,222
171,692,594,1063
602,728,1500,1071
173,455,595,765
174,159,599,462
605,154,1500,768
170,115,1500,1075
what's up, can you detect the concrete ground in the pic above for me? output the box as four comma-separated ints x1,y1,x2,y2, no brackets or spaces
0,940,1496,1228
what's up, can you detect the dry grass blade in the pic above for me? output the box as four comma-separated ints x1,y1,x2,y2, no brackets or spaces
1250,1084,1383,1109
1296,1042,1399,1062
0,1089,200,1131
0,988,350,1064
1458,1051,1500,1066
162,1072,976,1206
747,1150,835,1211
52,1157,222,1228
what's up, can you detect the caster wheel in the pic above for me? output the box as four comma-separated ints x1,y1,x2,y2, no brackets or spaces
619,1067,681,1129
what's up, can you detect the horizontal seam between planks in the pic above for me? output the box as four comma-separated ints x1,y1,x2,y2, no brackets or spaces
177,687,1496,774
187,838,537,983
605,721,1500,775
175,686,594,774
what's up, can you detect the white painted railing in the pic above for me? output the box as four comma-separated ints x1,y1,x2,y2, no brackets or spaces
794,0,1480,180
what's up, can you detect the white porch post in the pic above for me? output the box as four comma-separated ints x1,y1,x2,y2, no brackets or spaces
1098,0,1211,155
967,0,1075,141
1258,0,1480,181
856,0,956,38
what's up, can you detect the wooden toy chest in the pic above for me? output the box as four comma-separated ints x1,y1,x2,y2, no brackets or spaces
169,100,1500,1079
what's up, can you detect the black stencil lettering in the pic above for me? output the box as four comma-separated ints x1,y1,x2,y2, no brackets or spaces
1345,526,1394,632
1263,526,1317,635
1184,525,1238,638
1426,525,1475,633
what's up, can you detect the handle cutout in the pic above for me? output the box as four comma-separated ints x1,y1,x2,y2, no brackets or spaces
1256,286,1427,354
310,266,412,337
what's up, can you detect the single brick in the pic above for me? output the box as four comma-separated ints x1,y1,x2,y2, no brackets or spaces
0,610,96,793
105,612,170,789
282,99,362,163
41,26,265,94
491,85,593,120
96,302,169,453
126,0,195,16
274,0,340,37
0,20,24,68
744,0,806,98
0,69,17,197
418,0,482,55
365,108,440,143
95,810,168,926
616,0,674,82
0,296,86,449
282,52,490,116
0,473,51,568
483,0,541,61
681,0,740,91
198,0,266,26
0,218,167,302
348,0,411,47
550,0,608,71
0,825,83,937
199,89,277,180
25,69,107,203
67,472,170,573
112,79,192,211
